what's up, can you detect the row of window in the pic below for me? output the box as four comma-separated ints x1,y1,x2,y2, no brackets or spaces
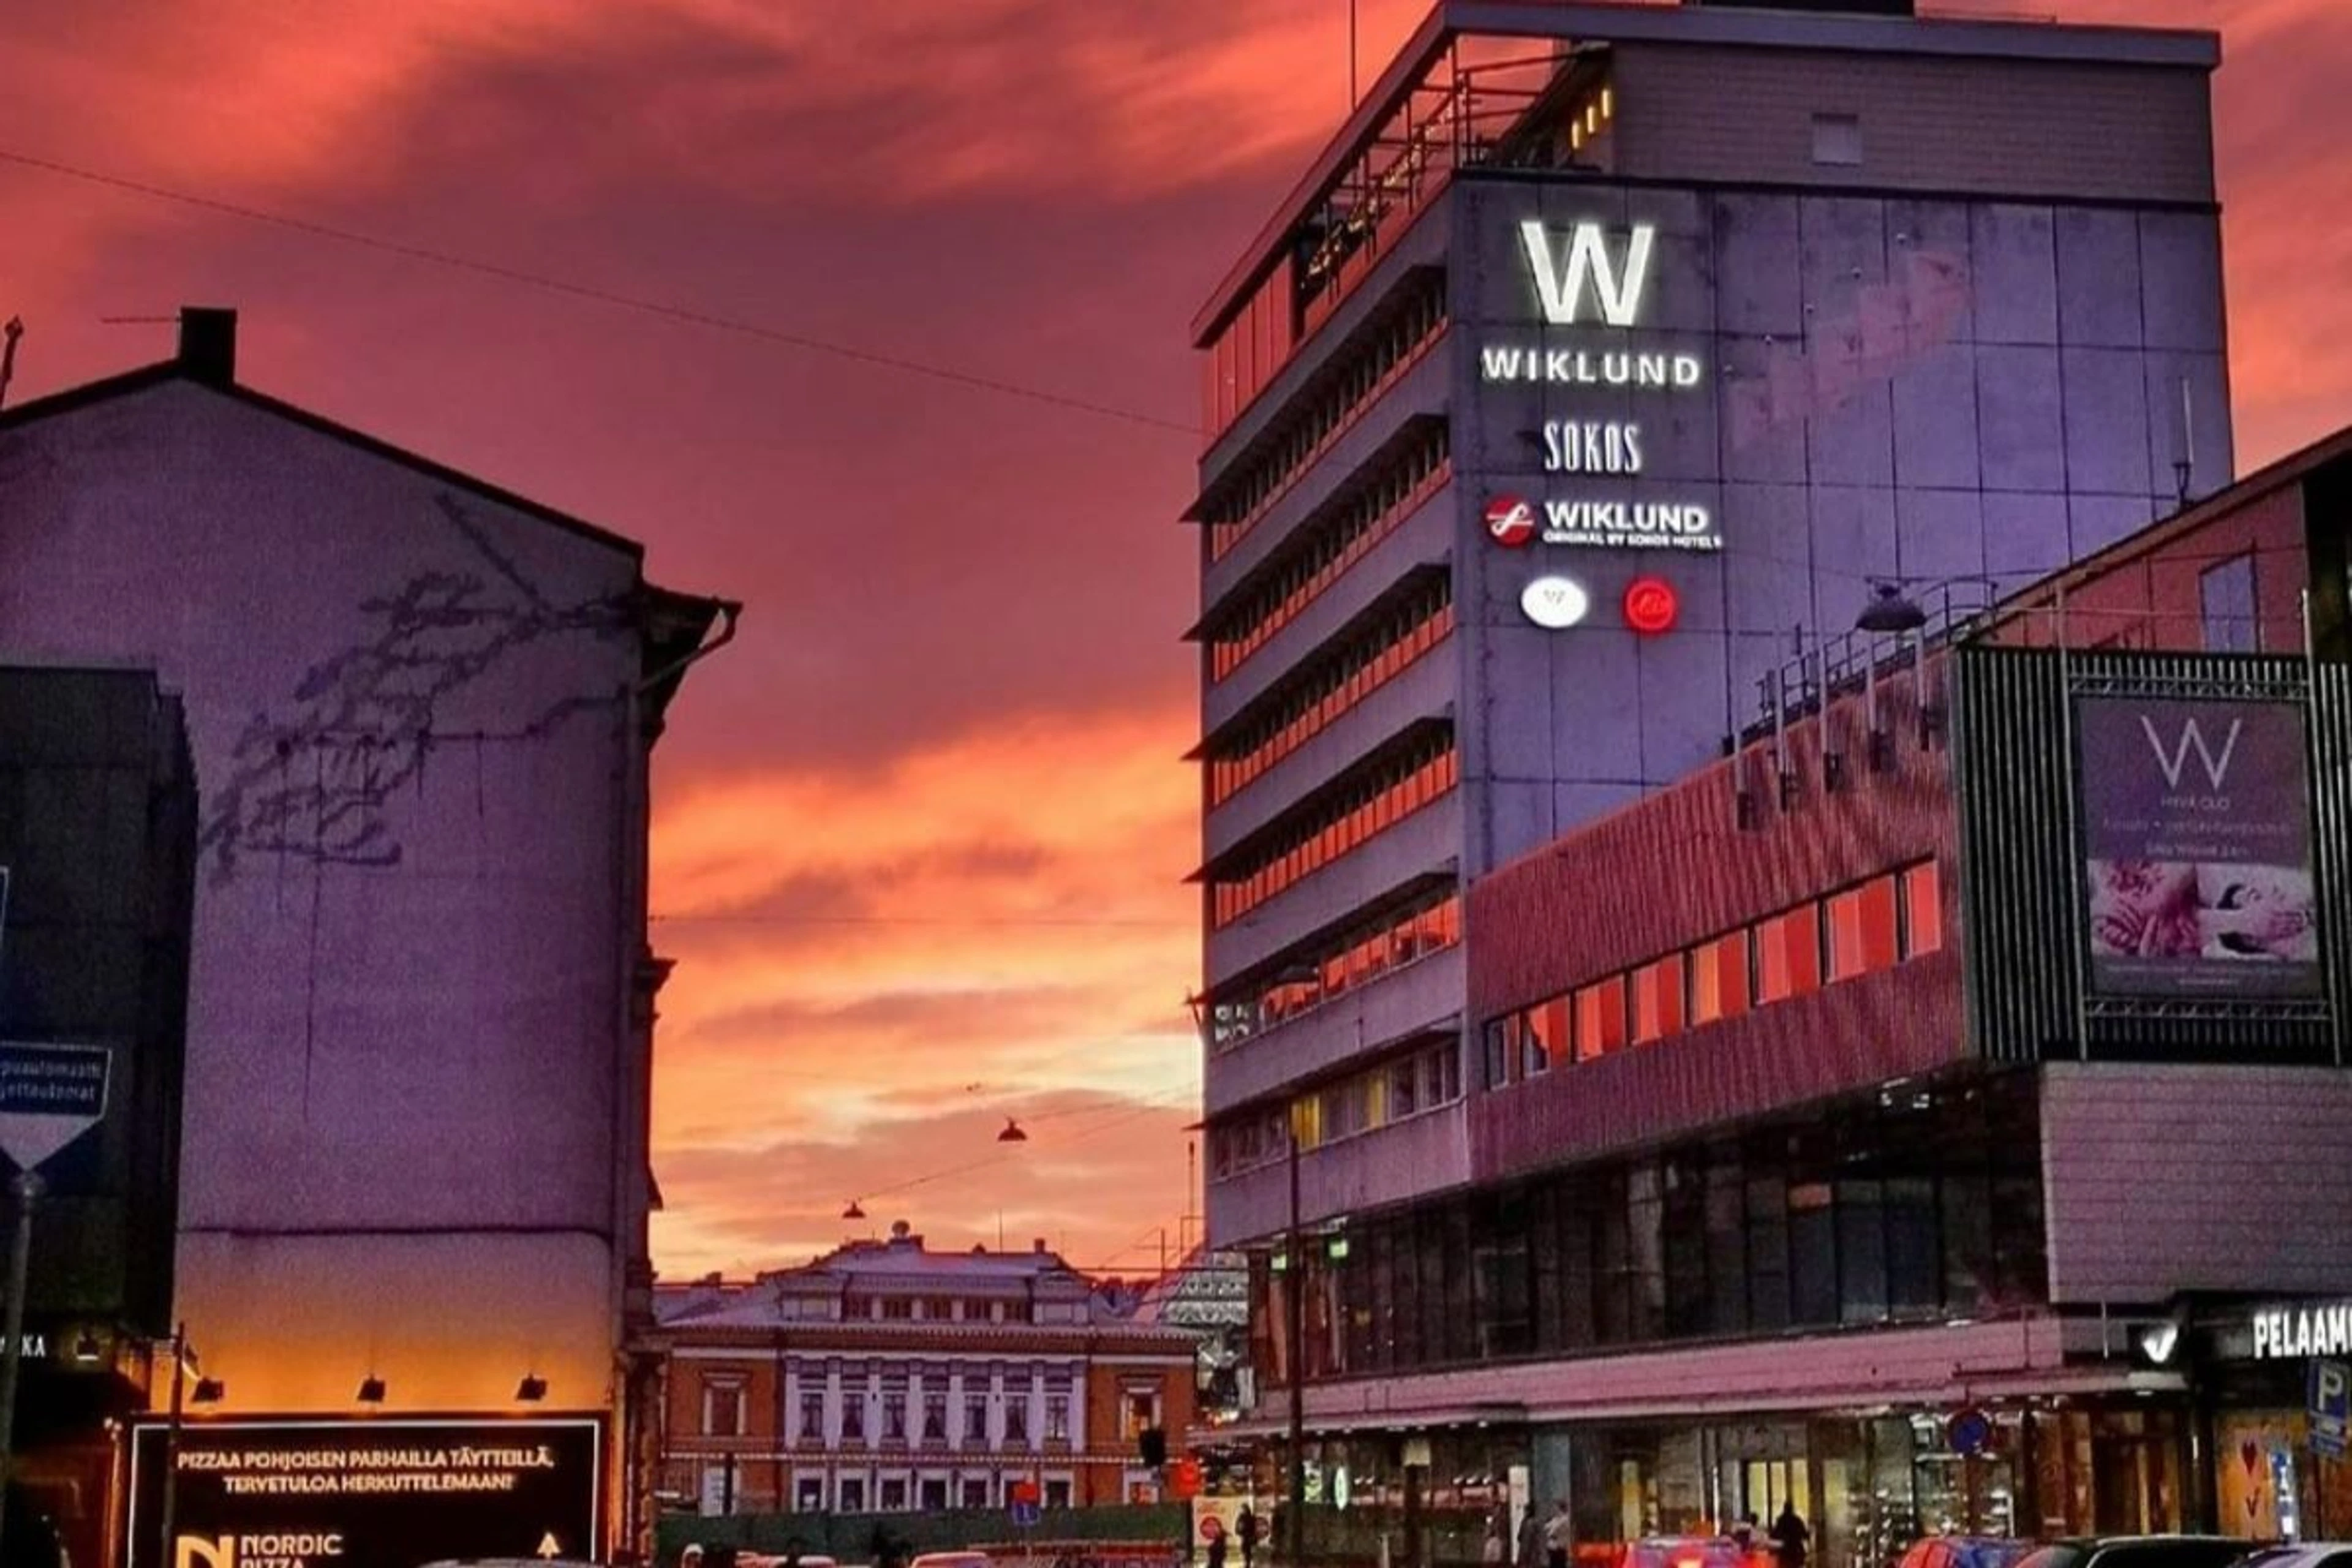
1208,426,1451,681
693,1470,1080,1518
1208,578,1454,806
1482,861,1944,1087
703,1378,1073,1445
1208,1036,1464,1182
1249,1077,2045,1384
1205,889,1461,1053
1210,734,1459,929
1204,274,1449,560
844,1295,1032,1324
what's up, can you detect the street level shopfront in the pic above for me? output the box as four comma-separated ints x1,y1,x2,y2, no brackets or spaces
1260,1394,2193,1568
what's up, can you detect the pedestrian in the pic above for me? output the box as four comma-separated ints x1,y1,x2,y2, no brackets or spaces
1730,1512,1759,1552
1238,1504,1260,1568
1518,1503,1547,1568
1770,1506,1809,1568
1485,1514,1509,1565
1210,1521,1231,1568
1544,1501,1573,1568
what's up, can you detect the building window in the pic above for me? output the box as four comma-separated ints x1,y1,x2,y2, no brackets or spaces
962,1477,990,1509
920,1477,949,1511
1001,1300,1033,1324
702,1379,745,1438
2201,552,2258,652
839,1477,866,1512
799,1390,825,1442
1046,1394,1071,1442
1631,954,1685,1044
883,1392,908,1442
1006,1397,1030,1444
1046,1479,1072,1510
1826,875,1899,981
964,1393,989,1445
1811,113,1863,166
796,1476,825,1512
924,1296,956,1321
1121,1390,1158,1441
881,1298,913,1321
1574,977,1627,1058
842,1390,867,1442
923,1393,948,1443
1900,860,1943,957
1755,907,1823,1004
880,1477,908,1512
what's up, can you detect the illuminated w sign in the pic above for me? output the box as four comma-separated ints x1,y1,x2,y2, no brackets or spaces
2141,713,2245,790
1518,220,1657,327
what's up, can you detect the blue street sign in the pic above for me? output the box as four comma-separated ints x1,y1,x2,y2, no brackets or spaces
1010,1499,1042,1529
2310,1361,2348,1458
1949,1408,1993,1457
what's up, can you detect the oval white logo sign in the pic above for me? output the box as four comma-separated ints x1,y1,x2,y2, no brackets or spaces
1520,575,1590,630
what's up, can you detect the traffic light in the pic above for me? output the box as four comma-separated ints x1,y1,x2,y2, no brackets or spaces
1140,1426,1168,1468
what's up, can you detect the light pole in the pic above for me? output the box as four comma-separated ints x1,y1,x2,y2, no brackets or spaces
0,1169,44,1548
157,1324,191,1567
1284,1113,1305,1568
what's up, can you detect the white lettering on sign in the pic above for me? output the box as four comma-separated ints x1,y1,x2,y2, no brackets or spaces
1537,500,1720,551
177,1535,346,1568
1480,346,1705,389
2142,714,2245,792
1519,220,1656,327
1543,421,1643,475
2252,1303,2352,1360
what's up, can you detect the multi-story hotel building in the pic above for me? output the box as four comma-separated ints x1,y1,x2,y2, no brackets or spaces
655,1223,1199,1517
1250,423,2352,1566
1191,0,2231,1321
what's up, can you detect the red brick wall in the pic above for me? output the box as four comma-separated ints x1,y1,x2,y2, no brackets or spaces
1468,665,1966,1183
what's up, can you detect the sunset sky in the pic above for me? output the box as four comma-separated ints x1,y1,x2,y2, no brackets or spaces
6,0,2348,1282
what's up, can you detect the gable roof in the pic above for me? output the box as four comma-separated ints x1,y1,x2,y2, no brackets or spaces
0,358,644,560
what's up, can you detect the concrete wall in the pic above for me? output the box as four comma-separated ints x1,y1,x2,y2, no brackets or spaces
0,379,646,1417
1452,172,2233,873
2041,1065,2352,1305
1615,46,2217,202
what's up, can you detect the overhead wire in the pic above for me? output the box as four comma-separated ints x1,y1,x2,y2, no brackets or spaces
0,146,1194,436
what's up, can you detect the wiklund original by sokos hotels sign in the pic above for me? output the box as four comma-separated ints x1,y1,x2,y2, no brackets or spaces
1479,219,1720,554
127,1418,601,1568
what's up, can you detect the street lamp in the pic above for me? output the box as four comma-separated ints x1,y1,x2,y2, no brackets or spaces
996,1118,1029,1144
1856,582,1928,635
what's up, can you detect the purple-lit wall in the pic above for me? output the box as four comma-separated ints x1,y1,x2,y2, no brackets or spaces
0,378,650,1425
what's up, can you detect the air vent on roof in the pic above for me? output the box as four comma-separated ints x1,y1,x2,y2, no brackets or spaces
177,306,238,386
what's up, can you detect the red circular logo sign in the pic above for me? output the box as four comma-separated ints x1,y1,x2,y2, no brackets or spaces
1483,494,1537,548
1201,1518,1225,1542
1624,576,1679,635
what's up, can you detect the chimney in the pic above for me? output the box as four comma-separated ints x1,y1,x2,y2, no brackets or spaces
178,307,238,386
1033,1238,1047,1254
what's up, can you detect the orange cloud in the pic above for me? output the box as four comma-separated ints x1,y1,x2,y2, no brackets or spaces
645,698,1203,1276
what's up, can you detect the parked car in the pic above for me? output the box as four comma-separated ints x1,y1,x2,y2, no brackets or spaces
908,1553,997,1568
1619,1536,1773,1568
1897,1536,2039,1568
2015,1537,2256,1568
2226,1545,2352,1568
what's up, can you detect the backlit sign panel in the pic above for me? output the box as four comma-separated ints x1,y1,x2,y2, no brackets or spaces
127,1417,601,1568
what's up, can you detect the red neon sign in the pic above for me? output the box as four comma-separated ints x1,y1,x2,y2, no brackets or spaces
1623,576,1679,635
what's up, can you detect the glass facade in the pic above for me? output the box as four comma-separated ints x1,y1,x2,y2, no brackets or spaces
1250,1074,2043,1385
1206,888,1461,1054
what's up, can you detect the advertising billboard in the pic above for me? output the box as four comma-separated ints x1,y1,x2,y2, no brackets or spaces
127,1417,601,1568
2075,695,2322,1000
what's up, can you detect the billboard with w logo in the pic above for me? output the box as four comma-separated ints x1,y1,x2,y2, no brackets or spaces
2076,696,2323,998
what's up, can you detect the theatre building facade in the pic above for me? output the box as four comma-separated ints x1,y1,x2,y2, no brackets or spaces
1246,430,2352,1565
